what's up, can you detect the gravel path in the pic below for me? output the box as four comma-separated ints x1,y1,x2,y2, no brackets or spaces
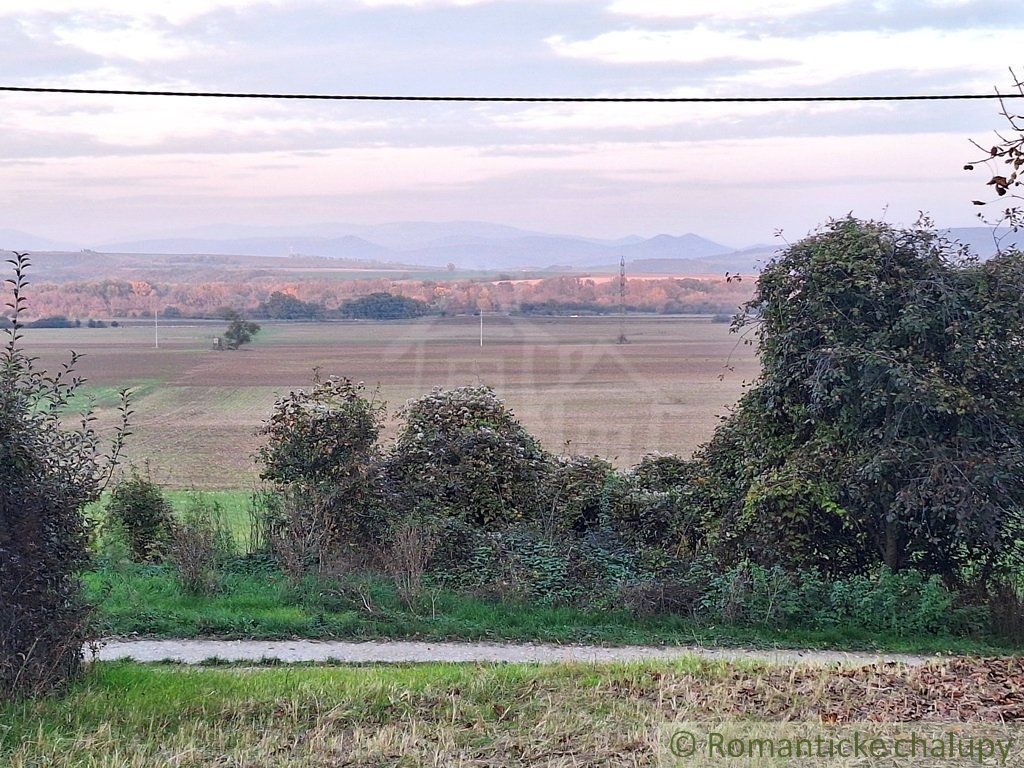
92,639,936,666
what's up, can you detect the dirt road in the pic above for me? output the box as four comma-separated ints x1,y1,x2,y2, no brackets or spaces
93,639,936,666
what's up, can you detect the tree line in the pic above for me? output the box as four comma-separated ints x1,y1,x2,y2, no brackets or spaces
4,274,752,321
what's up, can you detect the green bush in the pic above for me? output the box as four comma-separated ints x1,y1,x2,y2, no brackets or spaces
598,458,705,567
384,387,550,532
632,454,695,491
90,516,133,569
167,493,235,596
455,527,640,608
699,560,822,629
538,455,613,534
257,377,386,551
698,219,1024,583
820,568,976,636
258,378,384,488
683,560,980,636
105,469,175,563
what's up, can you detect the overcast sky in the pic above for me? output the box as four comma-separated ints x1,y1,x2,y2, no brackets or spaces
0,0,1019,246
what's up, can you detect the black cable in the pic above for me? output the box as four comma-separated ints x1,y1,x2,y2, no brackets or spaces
1,85,1022,103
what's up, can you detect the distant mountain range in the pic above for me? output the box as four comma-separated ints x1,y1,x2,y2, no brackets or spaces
2,222,1021,277
92,224,736,271
96,234,394,263
0,229,76,252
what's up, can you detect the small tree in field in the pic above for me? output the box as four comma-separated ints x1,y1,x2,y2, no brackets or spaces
221,309,260,350
0,253,129,700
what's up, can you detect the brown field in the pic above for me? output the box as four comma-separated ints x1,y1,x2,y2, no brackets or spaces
22,315,760,489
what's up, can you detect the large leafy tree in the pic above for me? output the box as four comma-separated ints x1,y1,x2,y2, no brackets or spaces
700,219,1024,584
254,291,323,320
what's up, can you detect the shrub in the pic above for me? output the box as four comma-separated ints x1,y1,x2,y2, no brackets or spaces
990,583,1024,640
597,455,706,568
701,219,1024,582
105,468,175,563
168,493,234,596
538,455,613,534
383,518,437,610
1,252,128,700
90,516,133,569
616,578,702,618
26,315,78,328
245,488,278,557
252,487,354,587
461,529,582,606
259,377,383,488
684,560,977,636
455,527,640,607
257,377,386,551
821,568,970,636
384,386,550,532
699,560,816,628
632,454,695,492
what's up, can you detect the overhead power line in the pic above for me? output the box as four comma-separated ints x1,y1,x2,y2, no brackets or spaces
1,85,1023,103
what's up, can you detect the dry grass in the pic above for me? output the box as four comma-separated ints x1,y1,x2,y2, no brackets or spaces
22,316,758,488
383,520,438,610
2,658,1021,767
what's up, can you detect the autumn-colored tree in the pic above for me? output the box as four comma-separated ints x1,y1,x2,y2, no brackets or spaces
20,274,751,320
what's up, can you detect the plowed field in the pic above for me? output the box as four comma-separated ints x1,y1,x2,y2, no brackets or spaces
23,315,759,488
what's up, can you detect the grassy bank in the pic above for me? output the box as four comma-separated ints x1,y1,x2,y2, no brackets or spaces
3,659,1021,766
84,489,1021,655
85,565,1018,656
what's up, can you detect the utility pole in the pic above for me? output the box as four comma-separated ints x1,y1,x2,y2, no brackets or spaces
479,308,484,347
154,307,159,349
617,255,628,344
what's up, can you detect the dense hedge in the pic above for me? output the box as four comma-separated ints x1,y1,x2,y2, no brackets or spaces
250,221,1024,640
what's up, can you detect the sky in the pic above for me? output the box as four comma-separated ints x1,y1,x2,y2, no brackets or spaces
0,0,1020,247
